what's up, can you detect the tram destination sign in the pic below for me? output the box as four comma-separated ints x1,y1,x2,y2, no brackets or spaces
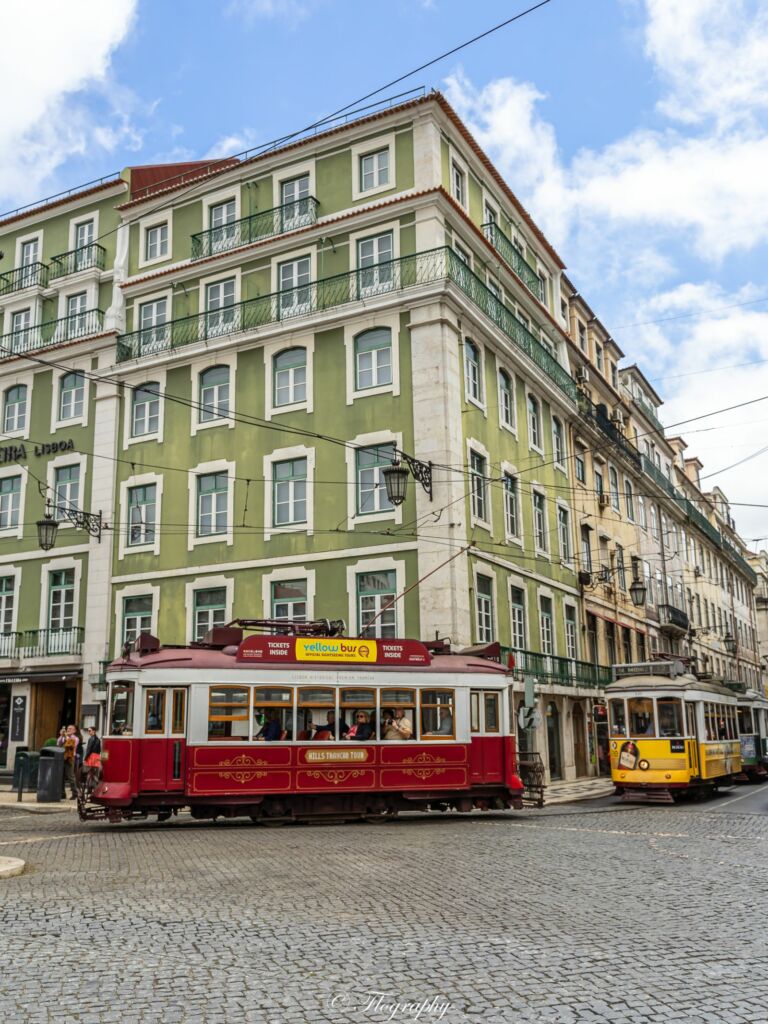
237,635,431,666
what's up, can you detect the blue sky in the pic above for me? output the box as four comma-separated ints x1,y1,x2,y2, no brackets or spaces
1,0,767,538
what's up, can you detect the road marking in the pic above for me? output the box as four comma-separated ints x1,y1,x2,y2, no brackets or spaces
0,832,90,848
711,788,768,809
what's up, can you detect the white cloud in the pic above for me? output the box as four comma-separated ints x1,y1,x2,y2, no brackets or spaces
0,0,138,206
226,0,310,26
204,129,261,159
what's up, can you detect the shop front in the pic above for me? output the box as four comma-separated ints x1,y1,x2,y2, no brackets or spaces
0,671,81,771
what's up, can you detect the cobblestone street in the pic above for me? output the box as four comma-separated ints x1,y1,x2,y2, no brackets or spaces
2,794,768,1024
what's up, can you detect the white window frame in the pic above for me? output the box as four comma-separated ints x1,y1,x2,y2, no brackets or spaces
497,361,516,434
270,249,317,310
500,460,522,547
50,357,90,433
123,367,167,449
467,438,491,531
67,210,100,254
0,467,25,540
184,574,234,646
346,555,405,640
527,392,543,454
537,587,556,657
608,464,620,511
201,187,241,235
463,338,486,412
532,487,549,556
509,578,528,651
138,210,173,269
187,459,235,551
261,566,316,622
450,151,469,210
46,453,88,535
38,557,82,637
195,267,241,330
349,219,401,278
191,353,237,435
474,566,498,645
343,430,402,530
2,379,31,441
552,416,566,470
351,133,396,201
343,312,400,405
0,565,21,637
118,472,163,560
13,231,43,276
271,160,316,209
564,601,579,661
556,500,572,565
113,583,160,658
263,445,315,541
262,333,314,419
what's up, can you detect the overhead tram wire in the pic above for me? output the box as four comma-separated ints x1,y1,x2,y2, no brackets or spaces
40,1,555,255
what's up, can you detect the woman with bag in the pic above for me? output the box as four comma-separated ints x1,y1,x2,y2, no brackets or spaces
83,727,102,769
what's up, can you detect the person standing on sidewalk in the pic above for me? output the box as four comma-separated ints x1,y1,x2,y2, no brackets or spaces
61,725,79,800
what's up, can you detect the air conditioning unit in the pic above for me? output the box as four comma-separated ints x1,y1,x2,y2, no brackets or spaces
598,493,610,509
611,410,625,427
576,367,590,385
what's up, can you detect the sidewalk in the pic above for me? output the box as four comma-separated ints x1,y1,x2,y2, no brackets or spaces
544,777,615,805
0,788,77,813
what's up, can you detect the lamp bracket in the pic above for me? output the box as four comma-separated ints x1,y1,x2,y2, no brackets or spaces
396,449,432,501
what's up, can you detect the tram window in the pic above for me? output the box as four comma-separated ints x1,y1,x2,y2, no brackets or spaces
298,687,336,740
609,699,627,737
657,698,683,737
704,703,717,741
726,706,738,740
738,707,754,734
109,682,134,736
628,697,655,737
253,687,293,741
208,686,249,740
685,703,696,737
340,688,375,740
145,690,166,734
171,690,186,735
420,689,454,739
380,688,415,741
484,692,500,732
470,692,480,733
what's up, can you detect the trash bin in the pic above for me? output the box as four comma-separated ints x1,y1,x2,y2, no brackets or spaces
37,747,64,803
19,752,40,791
11,746,29,791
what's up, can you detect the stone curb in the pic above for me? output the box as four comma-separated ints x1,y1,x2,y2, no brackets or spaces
0,856,25,878
0,797,78,814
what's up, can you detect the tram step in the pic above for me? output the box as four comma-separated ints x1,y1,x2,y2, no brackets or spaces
620,788,674,804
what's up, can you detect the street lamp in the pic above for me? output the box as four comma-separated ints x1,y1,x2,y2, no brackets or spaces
382,450,433,506
629,558,646,608
36,510,59,551
724,631,737,655
35,493,104,551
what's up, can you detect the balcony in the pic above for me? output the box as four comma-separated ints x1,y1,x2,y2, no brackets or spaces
658,604,690,637
723,678,747,694
579,396,641,469
22,627,84,657
503,647,613,689
0,309,104,358
117,246,578,403
49,243,107,279
0,262,49,295
191,197,319,260
0,632,20,658
482,222,543,301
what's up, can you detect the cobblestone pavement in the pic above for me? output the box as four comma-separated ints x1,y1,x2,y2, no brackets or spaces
1,798,768,1024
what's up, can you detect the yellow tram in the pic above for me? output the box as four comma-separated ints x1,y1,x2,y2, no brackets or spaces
606,662,741,802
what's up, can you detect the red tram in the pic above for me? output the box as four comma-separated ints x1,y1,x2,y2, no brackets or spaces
86,622,525,824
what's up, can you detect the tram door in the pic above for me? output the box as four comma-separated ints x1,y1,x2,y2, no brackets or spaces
685,702,700,778
469,690,503,783
138,687,188,791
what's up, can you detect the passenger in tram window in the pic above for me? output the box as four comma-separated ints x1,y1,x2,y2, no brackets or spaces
348,711,373,741
256,709,282,742
322,710,347,739
718,718,728,740
436,709,453,735
382,707,413,740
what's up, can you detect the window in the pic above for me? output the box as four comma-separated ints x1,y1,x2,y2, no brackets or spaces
357,232,393,296
205,278,236,336
144,690,166,734
131,383,160,437
470,450,488,522
281,175,310,228
510,587,526,650
0,477,20,530
123,595,152,645
54,465,80,517
0,576,14,634
539,596,554,655
279,256,311,316
452,162,466,206
273,347,307,407
533,492,547,551
498,370,514,428
197,472,228,536
565,606,577,661
145,222,168,261
58,372,85,421
557,506,570,562
625,479,635,520
464,340,482,402
637,632,647,662
528,395,541,449
20,238,38,267
138,298,167,350
629,697,654,738
49,570,75,633
355,329,392,390
3,386,26,433
616,545,626,590
10,310,31,350
650,505,659,540
608,467,620,510
65,293,88,337
552,417,565,465
595,344,604,372
273,458,307,526
127,484,156,547
609,699,627,737
580,525,592,572
199,365,230,422
503,474,519,538
605,621,617,665
358,570,397,638
586,613,599,663
360,148,389,191
575,445,586,484
638,493,647,530
194,588,227,640
476,575,494,643
74,218,94,254
421,689,454,738
577,321,587,352
208,686,249,741
594,465,604,498
484,202,497,226
209,200,236,253
271,579,307,621
357,444,395,515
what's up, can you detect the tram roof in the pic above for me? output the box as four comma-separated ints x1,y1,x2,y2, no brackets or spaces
605,674,737,698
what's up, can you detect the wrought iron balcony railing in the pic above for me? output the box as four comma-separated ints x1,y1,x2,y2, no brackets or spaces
640,454,681,501
0,262,49,295
579,397,642,469
503,647,613,689
21,626,84,657
0,309,104,358
658,604,690,635
191,197,319,260
482,222,543,301
117,246,578,403
49,243,107,279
